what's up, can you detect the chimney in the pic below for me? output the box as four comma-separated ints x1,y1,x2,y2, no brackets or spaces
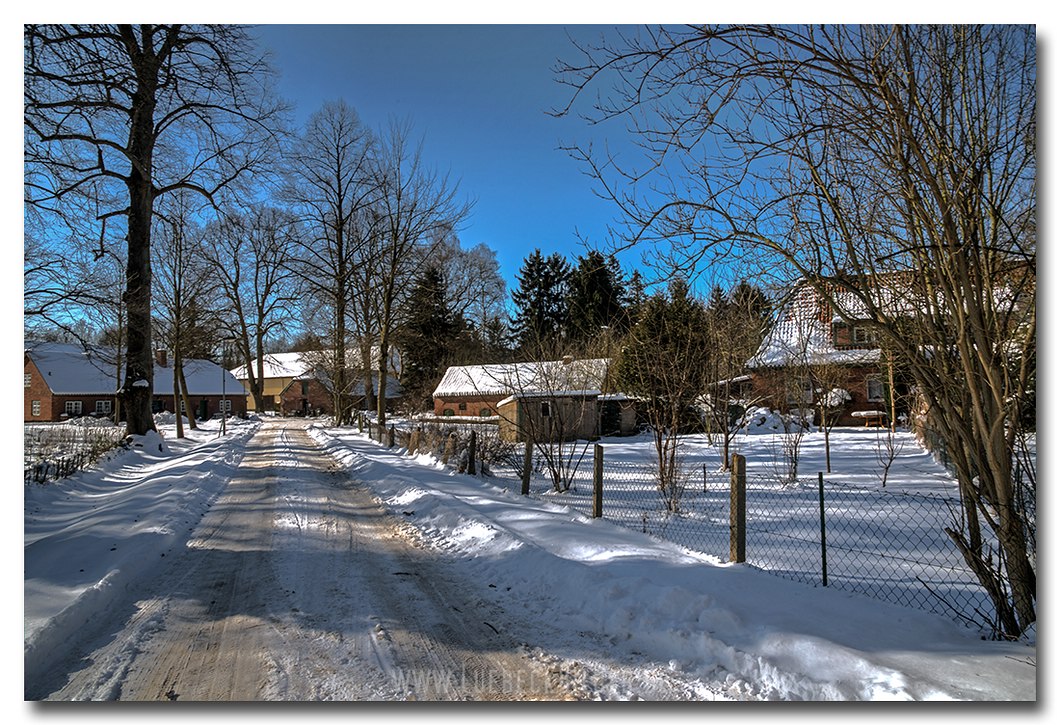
155,349,168,367
562,355,574,365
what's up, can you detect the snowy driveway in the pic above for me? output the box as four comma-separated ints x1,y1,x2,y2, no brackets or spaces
29,419,579,700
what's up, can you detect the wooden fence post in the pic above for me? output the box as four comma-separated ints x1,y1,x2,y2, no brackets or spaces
467,430,477,475
819,472,828,587
730,453,746,563
592,443,603,518
409,428,420,456
521,439,533,495
387,425,395,448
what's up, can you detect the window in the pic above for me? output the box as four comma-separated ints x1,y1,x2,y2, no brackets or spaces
867,378,885,402
540,401,552,418
301,380,310,396
853,326,876,345
458,402,467,412
31,400,40,417
786,380,814,405
480,408,491,417
65,400,82,416
443,409,454,416
220,399,232,413
24,373,31,388
95,400,112,414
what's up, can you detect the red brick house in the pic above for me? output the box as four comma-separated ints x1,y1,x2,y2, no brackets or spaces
25,341,247,422
278,369,404,417
744,283,911,427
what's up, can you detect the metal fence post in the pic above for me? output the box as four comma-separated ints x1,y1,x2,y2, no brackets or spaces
592,443,603,518
521,440,532,495
730,453,746,563
819,472,828,587
467,430,477,475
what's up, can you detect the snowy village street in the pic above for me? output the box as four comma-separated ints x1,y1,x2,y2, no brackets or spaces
28,419,593,700
24,414,1037,702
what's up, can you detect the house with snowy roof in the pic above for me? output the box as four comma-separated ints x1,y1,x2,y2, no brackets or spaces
24,341,247,422
231,346,402,414
744,282,911,427
278,368,404,417
432,357,637,442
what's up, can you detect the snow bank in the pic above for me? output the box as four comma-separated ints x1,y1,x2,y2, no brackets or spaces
307,425,1035,701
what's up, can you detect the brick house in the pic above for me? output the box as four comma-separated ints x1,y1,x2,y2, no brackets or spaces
743,282,911,427
433,358,637,442
278,370,403,417
25,341,247,422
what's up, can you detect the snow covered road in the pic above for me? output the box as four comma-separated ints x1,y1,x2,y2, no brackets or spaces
29,420,583,700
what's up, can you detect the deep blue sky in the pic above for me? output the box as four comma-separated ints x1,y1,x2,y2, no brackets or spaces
252,24,642,295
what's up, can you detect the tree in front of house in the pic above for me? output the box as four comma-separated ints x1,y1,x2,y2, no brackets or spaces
616,278,713,512
25,24,287,436
509,250,572,353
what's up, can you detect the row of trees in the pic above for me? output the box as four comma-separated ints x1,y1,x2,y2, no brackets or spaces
25,25,498,434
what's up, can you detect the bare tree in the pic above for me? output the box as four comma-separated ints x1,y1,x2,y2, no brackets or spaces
25,24,287,435
369,119,472,426
153,191,220,436
558,23,1036,639
283,100,377,424
205,205,300,414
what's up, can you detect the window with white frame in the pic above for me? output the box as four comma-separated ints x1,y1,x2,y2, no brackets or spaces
220,399,232,413
95,400,112,414
867,377,885,402
65,400,82,416
24,373,31,388
31,400,41,416
540,401,552,418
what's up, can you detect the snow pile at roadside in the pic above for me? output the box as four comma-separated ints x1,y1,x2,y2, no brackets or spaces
23,418,260,684
308,424,1036,701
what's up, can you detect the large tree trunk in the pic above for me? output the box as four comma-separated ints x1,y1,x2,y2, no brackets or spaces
120,30,159,437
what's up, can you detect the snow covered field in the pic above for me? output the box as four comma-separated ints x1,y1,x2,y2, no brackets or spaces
23,414,1036,702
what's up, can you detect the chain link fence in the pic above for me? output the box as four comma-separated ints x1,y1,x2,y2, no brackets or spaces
361,421,1021,634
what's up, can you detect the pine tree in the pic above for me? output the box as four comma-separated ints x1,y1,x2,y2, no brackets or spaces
566,250,627,341
509,249,572,352
398,266,463,410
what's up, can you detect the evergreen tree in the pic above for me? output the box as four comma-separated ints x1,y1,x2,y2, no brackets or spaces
509,249,572,352
566,250,627,341
398,266,463,411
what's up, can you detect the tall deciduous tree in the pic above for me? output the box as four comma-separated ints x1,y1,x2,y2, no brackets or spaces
369,119,471,426
559,24,1036,637
205,205,300,414
25,24,286,435
283,100,377,424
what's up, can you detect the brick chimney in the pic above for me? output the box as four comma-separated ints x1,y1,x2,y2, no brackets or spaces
155,349,168,367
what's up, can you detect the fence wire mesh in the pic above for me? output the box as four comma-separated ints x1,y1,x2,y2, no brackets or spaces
24,423,128,484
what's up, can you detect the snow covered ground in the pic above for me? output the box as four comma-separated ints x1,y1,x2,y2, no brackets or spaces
22,414,1037,704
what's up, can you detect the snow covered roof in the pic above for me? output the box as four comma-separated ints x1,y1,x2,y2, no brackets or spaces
433,359,611,399
230,352,308,380
746,285,882,369
231,347,402,380
286,368,404,399
25,341,246,396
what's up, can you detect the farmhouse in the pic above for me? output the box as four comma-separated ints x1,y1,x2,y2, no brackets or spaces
744,281,910,427
432,357,637,442
24,341,247,422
